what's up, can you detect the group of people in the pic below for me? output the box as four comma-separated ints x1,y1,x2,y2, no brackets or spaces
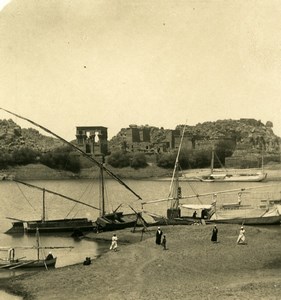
109,224,246,254
211,225,247,244
155,227,167,250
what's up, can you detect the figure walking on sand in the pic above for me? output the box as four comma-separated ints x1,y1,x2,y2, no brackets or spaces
211,225,218,243
110,234,118,251
237,226,246,244
156,227,163,245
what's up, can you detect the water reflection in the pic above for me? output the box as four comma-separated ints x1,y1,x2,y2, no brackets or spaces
0,232,106,279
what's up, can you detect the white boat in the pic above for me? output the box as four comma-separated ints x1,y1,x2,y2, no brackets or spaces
208,197,281,225
200,150,267,182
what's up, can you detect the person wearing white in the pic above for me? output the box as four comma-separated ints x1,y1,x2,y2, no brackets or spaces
110,234,118,251
237,226,246,244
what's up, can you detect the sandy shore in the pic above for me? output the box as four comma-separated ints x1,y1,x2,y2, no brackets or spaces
2,224,281,300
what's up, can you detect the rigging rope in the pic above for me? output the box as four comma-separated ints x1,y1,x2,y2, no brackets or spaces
15,183,37,212
64,180,95,219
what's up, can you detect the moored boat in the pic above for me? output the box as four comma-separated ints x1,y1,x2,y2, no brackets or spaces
200,150,267,182
209,203,281,225
2,108,142,234
5,179,99,234
0,229,73,270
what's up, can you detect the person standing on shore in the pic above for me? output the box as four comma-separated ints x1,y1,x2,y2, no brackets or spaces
156,227,163,245
110,234,118,251
237,226,246,244
211,225,218,243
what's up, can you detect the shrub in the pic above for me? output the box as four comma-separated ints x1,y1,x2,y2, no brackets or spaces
130,153,147,169
107,151,131,168
12,147,39,165
156,152,177,169
40,146,81,173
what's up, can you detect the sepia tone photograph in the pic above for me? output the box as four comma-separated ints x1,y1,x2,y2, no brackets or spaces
0,1,281,299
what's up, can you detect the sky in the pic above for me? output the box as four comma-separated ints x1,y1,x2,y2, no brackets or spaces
1,0,281,141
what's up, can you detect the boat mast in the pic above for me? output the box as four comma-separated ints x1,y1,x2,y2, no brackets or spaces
100,156,105,217
42,188,46,222
36,228,40,261
211,147,214,174
169,125,186,211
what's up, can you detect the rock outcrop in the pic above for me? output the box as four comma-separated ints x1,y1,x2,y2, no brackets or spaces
0,119,63,153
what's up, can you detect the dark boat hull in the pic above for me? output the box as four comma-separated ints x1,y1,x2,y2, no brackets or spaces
96,212,138,231
149,216,206,226
0,257,57,269
6,218,95,234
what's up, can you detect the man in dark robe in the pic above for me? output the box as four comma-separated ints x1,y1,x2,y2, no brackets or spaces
211,225,218,242
155,227,163,245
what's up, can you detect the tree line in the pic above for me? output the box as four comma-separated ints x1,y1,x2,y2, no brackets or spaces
0,140,235,172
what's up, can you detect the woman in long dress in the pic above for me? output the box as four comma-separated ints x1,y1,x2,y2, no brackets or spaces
211,225,218,242
155,227,163,245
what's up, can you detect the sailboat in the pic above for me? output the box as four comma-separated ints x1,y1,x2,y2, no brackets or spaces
1,108,142,233
200,149,267,182
0,228,73,269
94,157,140,231
141,126,281,226
142,125,215,225
6,179,99,234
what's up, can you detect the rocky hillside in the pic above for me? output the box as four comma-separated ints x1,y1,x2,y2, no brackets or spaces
0,119,63,153
1,118,280,165
177,119,280,153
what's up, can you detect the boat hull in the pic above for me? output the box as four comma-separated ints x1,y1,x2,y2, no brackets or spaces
150,216,197,226
96,212,138,231
200,173,267,182
6,218,95,234
0,257,57,269
210,215,281,225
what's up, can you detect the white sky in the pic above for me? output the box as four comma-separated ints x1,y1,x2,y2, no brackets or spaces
1,0,281,141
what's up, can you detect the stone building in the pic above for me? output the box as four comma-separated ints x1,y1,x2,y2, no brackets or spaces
76,126,108,156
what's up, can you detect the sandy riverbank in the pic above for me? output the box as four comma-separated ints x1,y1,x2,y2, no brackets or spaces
2,224,281,300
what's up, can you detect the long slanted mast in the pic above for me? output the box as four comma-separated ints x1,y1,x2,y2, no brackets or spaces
0,107,142,200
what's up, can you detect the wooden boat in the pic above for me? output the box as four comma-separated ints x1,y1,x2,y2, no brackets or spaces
200,150,267,182
6,180,98,234
94,157,140,231
0,229,72,270
2,108,141,233
200,172,267,182
141,125,281,226
209,203,281,225
142,125,205,226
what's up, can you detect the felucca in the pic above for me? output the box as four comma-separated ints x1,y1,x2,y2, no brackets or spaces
1,108,142,233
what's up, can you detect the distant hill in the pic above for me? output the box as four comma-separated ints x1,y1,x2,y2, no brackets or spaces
110,119,281,167
0,119,64,153
1,118,280,167
111,119,280,151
